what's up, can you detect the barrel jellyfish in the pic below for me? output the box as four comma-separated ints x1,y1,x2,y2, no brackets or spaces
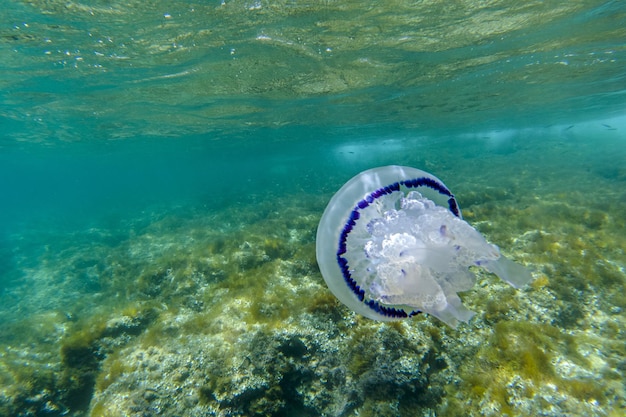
316,165,533,328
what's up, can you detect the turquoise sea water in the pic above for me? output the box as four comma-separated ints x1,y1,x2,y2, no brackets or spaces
1,1,625,416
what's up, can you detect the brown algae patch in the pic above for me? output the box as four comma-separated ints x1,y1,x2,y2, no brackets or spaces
447,322,607,415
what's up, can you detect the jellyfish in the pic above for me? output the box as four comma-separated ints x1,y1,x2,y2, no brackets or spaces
316,165,533,328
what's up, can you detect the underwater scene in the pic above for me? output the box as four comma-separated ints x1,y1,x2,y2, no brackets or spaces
1,1,625,416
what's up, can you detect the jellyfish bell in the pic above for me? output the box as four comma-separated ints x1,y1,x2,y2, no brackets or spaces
316,165,533,328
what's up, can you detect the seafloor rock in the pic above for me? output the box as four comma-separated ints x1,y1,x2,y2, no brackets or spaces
2,192,625,417
90,309,448,417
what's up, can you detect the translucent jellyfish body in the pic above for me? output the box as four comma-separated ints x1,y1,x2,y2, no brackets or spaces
316,166,532,328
